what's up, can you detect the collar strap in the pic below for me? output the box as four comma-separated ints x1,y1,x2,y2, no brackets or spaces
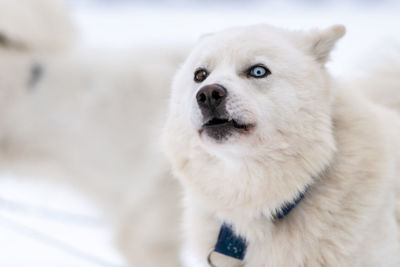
274,187,307,219
210,187,309,263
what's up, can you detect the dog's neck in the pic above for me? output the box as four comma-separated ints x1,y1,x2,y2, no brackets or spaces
208,183,310,264
177,133,336,265
205,157,333,266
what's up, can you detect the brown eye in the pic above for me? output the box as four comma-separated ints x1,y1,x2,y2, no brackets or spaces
194,69,208,82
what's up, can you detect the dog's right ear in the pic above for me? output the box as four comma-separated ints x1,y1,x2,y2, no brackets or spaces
304,25,346,64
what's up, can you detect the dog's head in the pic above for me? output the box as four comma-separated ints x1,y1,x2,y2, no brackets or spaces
163,24,344,214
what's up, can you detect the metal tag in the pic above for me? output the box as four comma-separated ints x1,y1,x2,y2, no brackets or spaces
207,250,244,267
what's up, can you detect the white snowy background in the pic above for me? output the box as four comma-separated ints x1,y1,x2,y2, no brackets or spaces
0,0,399,266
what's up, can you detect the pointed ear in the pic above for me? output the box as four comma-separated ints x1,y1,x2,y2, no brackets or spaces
306,25,346,64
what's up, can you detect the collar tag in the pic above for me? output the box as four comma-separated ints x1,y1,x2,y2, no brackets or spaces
208,223,247,266
207,250,243,267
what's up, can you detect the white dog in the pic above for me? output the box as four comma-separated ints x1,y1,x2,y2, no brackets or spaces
0,1,184,266
163,24,400,266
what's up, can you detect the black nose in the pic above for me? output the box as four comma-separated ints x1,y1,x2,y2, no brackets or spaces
196,84,227,111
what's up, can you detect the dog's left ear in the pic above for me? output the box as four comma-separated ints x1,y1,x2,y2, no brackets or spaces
305,25,346,64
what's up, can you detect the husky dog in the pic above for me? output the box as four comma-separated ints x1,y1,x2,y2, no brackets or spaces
0,47,184,267
0,1,184,266
163,24,400,266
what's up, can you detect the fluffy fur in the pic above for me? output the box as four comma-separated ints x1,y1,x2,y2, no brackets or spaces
0,0,75,52
0,47,185,267
2,1,400,266
163,24,400,266
0,1,184,266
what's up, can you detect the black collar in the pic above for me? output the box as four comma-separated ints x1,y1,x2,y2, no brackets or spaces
208,187,309,264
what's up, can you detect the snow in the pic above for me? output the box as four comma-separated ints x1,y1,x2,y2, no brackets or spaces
0,175,124,267
1,1,399,266
69,1,400,77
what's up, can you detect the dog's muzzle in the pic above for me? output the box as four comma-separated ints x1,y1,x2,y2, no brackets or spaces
196,84,252,141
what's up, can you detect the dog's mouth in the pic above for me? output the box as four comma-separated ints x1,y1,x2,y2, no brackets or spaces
200,117,254,141
204,118,249,130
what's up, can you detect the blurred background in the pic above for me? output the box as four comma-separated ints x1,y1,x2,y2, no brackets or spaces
0,0,399,266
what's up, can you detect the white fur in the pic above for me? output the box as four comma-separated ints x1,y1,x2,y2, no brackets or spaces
0,47,186,267
0,0,75,52
0,1,185,266
163,24,400,266
1,2,400,266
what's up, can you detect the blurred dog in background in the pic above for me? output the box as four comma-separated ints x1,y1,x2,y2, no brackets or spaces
0,0,184,266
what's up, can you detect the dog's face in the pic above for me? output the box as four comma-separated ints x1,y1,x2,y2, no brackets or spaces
167,24,344,153
164,24,344,212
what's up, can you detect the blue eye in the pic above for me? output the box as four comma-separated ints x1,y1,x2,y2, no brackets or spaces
248,65,271,78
